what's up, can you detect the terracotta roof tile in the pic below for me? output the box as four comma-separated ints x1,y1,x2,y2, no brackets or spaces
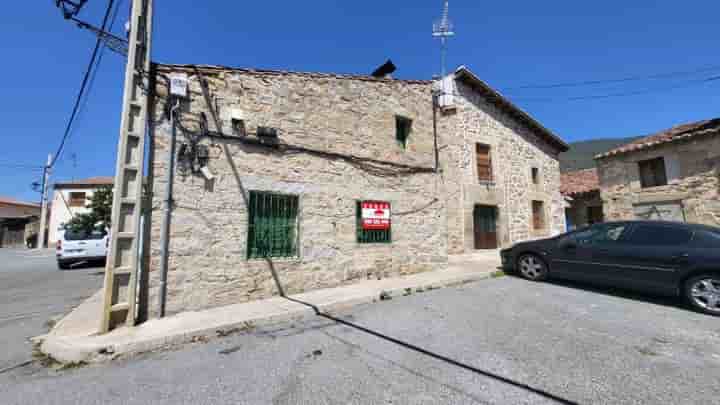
595,118,720,159
0,196,41,208
54,176,114,188
561,168,599,196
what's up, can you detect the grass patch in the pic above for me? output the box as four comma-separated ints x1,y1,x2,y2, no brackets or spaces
490,270,506,278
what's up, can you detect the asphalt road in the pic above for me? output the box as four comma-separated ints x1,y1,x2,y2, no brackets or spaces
0,248,104,372
2,273,720,404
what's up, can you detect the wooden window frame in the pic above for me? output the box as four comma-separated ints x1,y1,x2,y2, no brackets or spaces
476,143,493,183
532,200,546,231
638,157,668,188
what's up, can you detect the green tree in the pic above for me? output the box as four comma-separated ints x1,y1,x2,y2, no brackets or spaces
65,186,113,232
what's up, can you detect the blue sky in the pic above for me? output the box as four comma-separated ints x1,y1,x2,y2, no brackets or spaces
2,1,719,202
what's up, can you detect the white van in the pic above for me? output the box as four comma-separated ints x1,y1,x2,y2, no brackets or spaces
56,227,109,270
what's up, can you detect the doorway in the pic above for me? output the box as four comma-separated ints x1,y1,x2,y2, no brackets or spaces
473,205,498,249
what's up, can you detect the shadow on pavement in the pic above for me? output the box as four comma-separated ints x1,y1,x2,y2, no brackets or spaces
507,273,691,313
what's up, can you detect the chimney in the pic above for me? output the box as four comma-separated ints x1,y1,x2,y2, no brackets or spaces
371,59,397,79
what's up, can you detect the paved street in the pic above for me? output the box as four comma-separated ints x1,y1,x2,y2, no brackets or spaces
2,274,719,404
0,248,103,372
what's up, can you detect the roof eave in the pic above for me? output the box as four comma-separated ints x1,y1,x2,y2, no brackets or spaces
453,66,569,152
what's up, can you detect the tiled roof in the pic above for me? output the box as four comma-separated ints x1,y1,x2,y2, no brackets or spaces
155,63,433,85
595,118,720,159
0,196,40,208
561,168,599,196
453,66,570,152
54,176,114,188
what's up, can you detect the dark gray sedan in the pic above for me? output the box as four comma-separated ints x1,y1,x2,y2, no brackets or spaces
501,221,720,316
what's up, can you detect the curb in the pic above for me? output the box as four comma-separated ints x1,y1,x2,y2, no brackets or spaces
39,269,499,364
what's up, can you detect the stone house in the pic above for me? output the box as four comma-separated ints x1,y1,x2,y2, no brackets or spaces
0,196,41,248
561,168,603,230
596,118,720,225
49,176,114,247
144,63,567,315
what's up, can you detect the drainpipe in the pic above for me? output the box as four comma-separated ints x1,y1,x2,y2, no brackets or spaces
158,97,180,318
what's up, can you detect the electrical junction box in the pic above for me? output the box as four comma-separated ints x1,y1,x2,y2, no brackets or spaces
170,73,188,97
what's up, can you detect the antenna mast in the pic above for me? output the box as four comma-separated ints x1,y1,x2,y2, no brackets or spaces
432,0,455,77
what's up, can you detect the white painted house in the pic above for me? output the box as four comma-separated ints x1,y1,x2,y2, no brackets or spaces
48,176,114,247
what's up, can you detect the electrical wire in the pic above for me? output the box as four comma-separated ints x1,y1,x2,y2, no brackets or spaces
49,0,115,169
510,75,720,103
501,64,720,91
63,0,124,167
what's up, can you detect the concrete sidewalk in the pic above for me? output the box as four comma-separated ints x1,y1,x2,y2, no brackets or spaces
38,255,501,364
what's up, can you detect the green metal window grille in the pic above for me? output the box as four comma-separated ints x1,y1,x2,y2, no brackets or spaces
356,201,392,244
247,191,299,259
395,116,412,149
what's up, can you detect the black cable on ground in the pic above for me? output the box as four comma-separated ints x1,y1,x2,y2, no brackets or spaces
285,296,581,405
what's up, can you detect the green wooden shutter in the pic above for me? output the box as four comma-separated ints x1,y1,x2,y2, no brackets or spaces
247,191,299,259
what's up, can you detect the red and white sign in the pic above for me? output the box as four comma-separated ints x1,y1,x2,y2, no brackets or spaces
361,201,391,230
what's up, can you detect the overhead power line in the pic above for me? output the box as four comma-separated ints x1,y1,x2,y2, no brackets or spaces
511,75,720,103
49,0,115,169
501,64,720,91
64,0,125,166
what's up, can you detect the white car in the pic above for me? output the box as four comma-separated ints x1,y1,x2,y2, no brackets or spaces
56,227,109,270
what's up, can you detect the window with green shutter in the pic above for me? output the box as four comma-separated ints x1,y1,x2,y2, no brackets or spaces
356,201,392,244
247,191,299,259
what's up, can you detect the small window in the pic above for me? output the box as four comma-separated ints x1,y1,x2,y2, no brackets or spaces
638,157,667,188
476,144,493,182
247,191,299,259
357,201,391,243
395,116,412,149
626,224,693,246
531,167,540,185
532,200,545,230
68,192,87,207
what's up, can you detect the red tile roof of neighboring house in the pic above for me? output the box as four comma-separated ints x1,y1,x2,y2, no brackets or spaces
0,196,41,208
595,118,720,159
54,176,114,188
561,168,599,196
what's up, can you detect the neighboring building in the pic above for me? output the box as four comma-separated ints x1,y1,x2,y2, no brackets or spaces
0,196,41,248
561,168,603,230
144,63,567,315
48,176,114,247
596,118,720,225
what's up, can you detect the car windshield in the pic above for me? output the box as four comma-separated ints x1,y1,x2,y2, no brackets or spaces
64,228,107,241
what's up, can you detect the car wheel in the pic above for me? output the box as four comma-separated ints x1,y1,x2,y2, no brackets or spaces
517,254,548,281
684,274,720,316
58,261,71,270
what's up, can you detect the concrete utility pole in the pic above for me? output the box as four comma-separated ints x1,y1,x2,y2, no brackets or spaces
100,0,154,333
37,154,52,250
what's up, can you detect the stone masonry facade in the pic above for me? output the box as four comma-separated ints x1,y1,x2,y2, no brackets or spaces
440,76,567,253
597,132,720,226
146,64,566,315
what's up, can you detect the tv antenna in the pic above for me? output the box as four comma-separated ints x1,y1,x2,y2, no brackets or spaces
432,0,455,77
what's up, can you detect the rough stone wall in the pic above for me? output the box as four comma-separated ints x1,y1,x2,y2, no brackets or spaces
148,67,447,315
597,133,720,226
439,81,566,253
